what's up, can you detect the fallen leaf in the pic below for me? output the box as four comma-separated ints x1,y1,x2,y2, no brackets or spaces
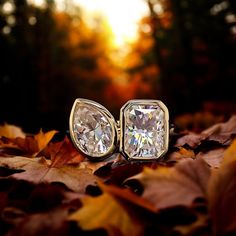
34,129,58,155
0,177,83,236
0,142,24,157
196,148,225,168
175,116,236,149
0,178,82,216
47,137,85,167
0,124,25,139
0,156,97,193
95,161,146,186
208,139,236,235
201,115,236,146
206,133,234,146
220,138,236,165
100,183,156,212
13,130,58,157
2,207,26,225
125,158,210,211
69,191,144,236
0,129,58,157
14,136,39,156
81,153,122,174
175,132,207,148
7,209,70,236
202,115,236,136
168,147,195,162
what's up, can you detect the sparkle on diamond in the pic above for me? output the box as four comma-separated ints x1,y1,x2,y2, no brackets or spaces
73,103,113,157
124,104,165,159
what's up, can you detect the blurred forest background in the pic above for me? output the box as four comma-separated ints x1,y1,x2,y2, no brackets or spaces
0,0,236,133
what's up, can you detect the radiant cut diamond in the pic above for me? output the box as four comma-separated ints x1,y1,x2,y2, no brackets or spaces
72,103,114,157
122,102,168,160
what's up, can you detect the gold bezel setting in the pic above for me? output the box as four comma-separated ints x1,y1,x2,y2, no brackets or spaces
69,98,169,162
119,99,169,161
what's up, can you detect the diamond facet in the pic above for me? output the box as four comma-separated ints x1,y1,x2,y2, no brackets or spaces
121,100,169,160
70,100,116,158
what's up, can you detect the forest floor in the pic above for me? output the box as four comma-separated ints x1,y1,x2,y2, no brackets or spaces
0,113,236,236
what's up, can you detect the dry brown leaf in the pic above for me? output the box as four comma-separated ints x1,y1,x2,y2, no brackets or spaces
69,191,144,236
175,116,236,149
175,132,207,148
201,115,236,145
81,153,122,174
0,156,97,193
196,148,225,168
202,115,236,136
206,134,234,146
0,124,25,139
7,208,69,236
125,158,210,211
208,139,236,235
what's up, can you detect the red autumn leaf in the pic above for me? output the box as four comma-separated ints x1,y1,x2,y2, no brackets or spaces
44,140,122,174
14,136,39,155
125,158,210,211
46,136,85,167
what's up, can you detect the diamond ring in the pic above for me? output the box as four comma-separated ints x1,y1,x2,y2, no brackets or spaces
69,98,169,161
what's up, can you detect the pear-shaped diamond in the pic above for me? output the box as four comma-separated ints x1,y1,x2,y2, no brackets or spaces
70,99,116,158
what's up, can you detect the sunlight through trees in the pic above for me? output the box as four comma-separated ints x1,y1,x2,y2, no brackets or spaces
0,0,236,131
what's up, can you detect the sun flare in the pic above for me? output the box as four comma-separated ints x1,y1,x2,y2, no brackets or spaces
29,0,148,47
74,0,148,47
